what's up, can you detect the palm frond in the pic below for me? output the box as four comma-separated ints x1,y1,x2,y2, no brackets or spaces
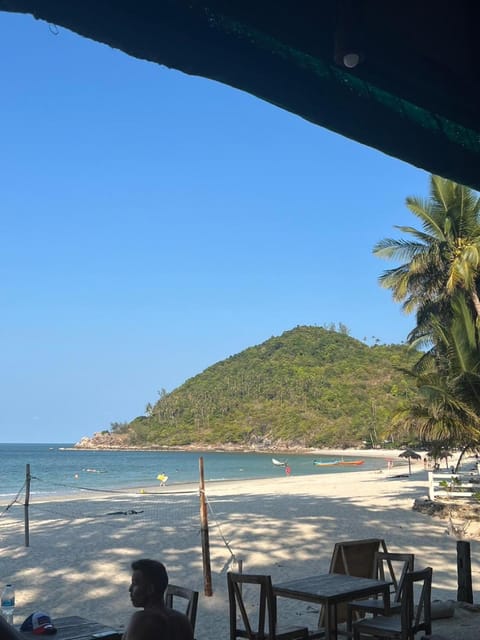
405,197,446,239
394,226,437,245
430,175,454,212
373,238,425,260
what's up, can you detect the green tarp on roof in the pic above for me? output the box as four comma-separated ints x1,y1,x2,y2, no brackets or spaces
2,0,479,190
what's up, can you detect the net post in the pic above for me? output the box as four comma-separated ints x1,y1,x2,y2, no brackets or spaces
24,463,31,547
199,456,213,596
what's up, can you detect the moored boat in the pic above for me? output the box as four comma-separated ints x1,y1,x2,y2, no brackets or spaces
272,457,287,466
313,459,365,467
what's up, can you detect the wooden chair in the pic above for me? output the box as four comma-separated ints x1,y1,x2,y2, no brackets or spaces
320,538,388,627
329,538,388,578
347,552,415,632
352,567,433,640
165,583,199,633
228,572,318,640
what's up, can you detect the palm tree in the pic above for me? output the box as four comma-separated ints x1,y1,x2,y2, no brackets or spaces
394,295,480,471
374,175,480,345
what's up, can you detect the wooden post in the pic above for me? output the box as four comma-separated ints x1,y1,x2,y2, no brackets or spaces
236,556,244,596
428,472,434,500
199,456,212,596
24,463,31,547
457,541,473,603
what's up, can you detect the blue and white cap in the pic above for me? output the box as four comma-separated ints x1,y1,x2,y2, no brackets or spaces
20,611,57,635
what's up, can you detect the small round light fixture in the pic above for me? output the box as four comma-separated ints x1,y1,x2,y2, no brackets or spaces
343,52,360,68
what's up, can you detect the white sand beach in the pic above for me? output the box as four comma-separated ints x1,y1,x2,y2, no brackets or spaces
0,449,479,639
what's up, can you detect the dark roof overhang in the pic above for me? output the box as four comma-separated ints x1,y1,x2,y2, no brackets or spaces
2,1,480,190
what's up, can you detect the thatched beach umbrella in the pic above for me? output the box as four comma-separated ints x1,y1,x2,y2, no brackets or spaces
427,447,453,469
399,448,421,475
439,450,453,469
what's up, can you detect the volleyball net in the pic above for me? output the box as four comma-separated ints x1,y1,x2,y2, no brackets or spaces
0,461,241,587
1,474,199,531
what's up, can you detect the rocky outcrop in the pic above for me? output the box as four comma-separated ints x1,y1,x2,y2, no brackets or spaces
75,432,130,449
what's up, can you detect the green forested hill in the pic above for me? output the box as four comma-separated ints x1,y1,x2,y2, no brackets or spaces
109,326,419,448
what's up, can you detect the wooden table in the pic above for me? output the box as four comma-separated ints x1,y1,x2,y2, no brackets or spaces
19,615,122,640
273,573,391,640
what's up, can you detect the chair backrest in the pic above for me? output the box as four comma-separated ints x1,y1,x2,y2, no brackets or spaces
165,584,199,633
227,571,277,640
399,567,432,638
374,552,414,604
326,539,388,624
329,538,388,579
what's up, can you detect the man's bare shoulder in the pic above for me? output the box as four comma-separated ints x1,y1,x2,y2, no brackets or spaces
0,617,23,640
123,610,166,640
123,609,193,640
164,607,194,639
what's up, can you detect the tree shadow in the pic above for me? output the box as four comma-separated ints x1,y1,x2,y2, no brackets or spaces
0,477,477,639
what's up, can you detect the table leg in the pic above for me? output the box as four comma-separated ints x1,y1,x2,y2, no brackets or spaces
324,604,331,640
324,604,338,640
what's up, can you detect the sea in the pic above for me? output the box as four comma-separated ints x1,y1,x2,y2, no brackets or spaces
0,443,388,503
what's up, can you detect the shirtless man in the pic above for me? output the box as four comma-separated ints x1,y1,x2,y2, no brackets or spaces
123,559,193,640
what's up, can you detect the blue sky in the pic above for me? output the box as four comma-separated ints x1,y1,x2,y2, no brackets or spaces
0,13,430,443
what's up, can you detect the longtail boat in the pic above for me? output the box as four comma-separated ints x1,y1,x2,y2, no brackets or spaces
313,459,365,467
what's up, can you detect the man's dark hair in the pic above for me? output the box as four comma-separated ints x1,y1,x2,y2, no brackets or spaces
132,558,169,595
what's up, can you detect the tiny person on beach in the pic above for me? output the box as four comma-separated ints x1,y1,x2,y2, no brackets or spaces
157,473,168,486
124,558,193,640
